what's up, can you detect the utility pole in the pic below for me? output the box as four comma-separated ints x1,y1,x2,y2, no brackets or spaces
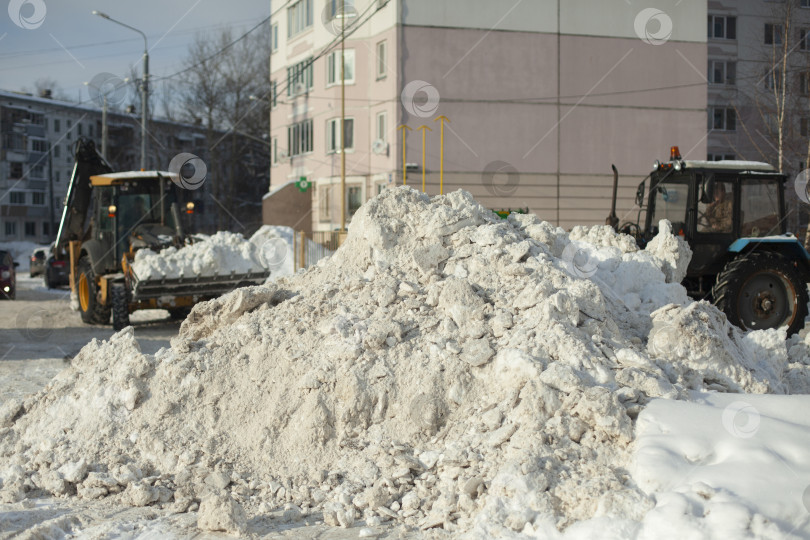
92,11,148,170
340,10,346,233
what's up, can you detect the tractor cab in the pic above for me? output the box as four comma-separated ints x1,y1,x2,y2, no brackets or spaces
640,147,788,285
612,146,810,335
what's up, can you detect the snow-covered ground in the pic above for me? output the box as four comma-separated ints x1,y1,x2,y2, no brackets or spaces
2,191,810,538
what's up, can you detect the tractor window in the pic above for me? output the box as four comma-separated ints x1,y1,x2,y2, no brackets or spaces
697,180,733,233
651,181,689,232
740,180,780,237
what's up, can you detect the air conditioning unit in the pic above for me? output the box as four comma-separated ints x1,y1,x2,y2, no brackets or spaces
371,139,389,156
279,150,289,159
293,82,306,96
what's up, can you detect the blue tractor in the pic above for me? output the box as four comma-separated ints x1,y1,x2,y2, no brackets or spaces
608,146,809,336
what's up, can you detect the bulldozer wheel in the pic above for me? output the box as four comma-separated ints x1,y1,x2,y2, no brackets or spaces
77,257,111,325
712,251,808,336
111,284,131,331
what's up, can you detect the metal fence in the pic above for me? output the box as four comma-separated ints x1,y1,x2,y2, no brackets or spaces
291,230,346,270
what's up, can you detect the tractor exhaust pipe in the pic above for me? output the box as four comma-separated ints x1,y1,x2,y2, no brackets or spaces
606,164,619,230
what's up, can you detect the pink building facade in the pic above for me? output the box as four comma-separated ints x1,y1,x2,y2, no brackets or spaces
263,0,708,231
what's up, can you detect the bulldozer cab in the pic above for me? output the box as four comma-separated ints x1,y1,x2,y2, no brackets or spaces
89,172,184,273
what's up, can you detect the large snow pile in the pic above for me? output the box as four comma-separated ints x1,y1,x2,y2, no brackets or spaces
1,188,808,537
131,225,305,281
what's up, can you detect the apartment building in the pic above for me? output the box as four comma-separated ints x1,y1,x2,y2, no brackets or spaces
263,0,708,232
0,89,238,243
706,0,810,230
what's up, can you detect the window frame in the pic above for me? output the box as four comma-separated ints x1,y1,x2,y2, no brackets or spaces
708,15,736,40
326,117,355,153
287,0,313,39
708,59,736,85
376,111,387,143
710,107,737,132
287,119,314,157
326,49,355,87
765,23,784,45
376,40,387,80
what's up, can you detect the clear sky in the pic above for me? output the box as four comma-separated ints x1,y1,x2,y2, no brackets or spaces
0,0,270,103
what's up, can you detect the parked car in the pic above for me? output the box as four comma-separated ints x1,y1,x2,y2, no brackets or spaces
0,250,18,299
30,246,49,277
44,255,70,289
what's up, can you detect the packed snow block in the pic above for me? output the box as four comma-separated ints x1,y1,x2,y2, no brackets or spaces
644,219,693,284
648,302,788,394
197,492,247,535
179,284,290,341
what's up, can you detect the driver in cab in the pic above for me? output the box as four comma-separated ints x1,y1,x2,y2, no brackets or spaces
702,183,732,233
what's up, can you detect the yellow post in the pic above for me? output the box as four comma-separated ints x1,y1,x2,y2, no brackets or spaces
434,116,449,194
417,125,431,193
398,124,412,185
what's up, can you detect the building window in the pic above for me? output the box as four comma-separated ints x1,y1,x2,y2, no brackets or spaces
803,0,810,7
709,60,736,85
326,0,355,19
286,57,314,96
271,80,278,107
24,222,36,237
764,68,782,90
30,164,45,179
711,107,736,131
765,23,784,45
377,183,386,195
54,118,60,132
801,28,810,51
9,191,26,205
326,118,354,153
348,186,362,216
707,153,735,161
287,119,313,156
326,49,355,86
376,112,387,143
5,222,16,237
9,163,23,179
376,41,387,79
271,23,279,52
801,72,810,95
54,144,61,158
43,222,49,236
55,171,61,183
287,0,313,38
32,192,45,205
32,139,46,152
802,118,810,137
78,123,83,136
65,144,71,159
708,15,736,39
88,124,94,137
319,185,331,221
272,137,279,164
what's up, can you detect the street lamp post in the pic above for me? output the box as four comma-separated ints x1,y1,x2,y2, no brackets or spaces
92,10,148,170
83,81,108,159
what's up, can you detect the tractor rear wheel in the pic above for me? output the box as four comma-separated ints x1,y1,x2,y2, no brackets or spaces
111,283,131,331
712,251,808,336
77,257,111,325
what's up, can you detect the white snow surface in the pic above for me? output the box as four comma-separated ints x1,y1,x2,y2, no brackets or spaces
130,225,300,281
2,187,810,538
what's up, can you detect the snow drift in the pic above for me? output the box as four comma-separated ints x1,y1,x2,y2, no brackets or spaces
1,188,808,537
